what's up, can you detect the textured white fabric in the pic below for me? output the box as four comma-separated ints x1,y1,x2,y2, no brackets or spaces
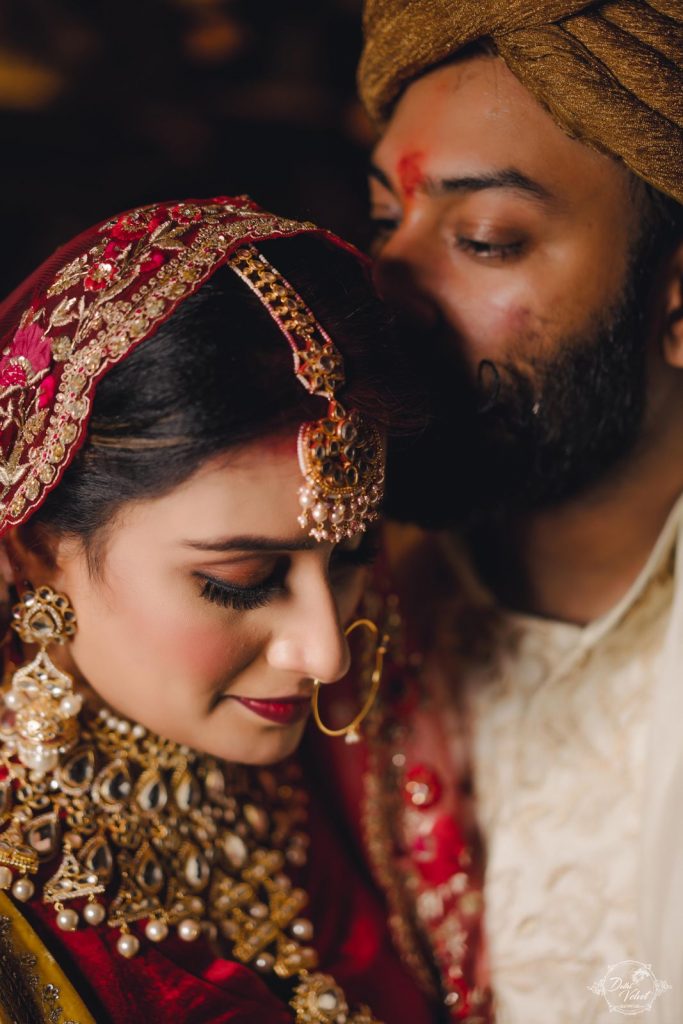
460,496,683,1023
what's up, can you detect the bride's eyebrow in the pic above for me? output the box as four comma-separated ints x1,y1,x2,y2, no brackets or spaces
182,535,317,553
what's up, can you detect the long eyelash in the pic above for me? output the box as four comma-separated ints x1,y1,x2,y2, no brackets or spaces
198,538,380,612
199,576,279,612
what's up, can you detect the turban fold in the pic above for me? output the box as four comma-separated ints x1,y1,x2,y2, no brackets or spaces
359,0,683,204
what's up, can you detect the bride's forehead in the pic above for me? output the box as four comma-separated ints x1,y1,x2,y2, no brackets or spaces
107,441,306,534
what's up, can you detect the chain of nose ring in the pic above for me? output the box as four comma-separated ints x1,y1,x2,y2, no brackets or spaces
311,618,388,745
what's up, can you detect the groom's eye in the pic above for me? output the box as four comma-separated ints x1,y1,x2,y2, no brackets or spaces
370,216,400,233
455,236,526,262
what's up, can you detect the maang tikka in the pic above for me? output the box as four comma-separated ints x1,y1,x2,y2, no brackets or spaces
227,245,385,543
3,584,80,774
0,200,385,549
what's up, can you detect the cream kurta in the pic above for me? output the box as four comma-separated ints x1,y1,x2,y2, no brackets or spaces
459,505,681,1024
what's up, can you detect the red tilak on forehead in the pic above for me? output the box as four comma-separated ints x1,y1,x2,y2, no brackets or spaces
397,151,426,199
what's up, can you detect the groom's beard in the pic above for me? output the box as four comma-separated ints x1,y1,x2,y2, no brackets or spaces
385,256,651,528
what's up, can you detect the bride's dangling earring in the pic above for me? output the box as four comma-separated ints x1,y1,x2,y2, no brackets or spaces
3,584,80,774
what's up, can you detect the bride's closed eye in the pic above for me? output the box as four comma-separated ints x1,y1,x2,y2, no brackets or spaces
196,531,380,614
196,557,288,612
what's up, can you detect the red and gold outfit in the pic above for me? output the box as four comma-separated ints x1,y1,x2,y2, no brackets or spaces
312,527,492,1024
0,198,433,1023
0,777,434,1023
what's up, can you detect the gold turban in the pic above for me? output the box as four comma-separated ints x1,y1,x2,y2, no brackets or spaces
359,0,683,204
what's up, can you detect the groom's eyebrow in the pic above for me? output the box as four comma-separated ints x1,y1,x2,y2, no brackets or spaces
369,161,554,204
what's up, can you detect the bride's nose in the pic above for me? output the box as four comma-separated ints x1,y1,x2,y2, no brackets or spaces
266,584,351,684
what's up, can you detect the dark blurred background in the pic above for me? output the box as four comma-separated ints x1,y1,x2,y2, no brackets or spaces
0,0,373,293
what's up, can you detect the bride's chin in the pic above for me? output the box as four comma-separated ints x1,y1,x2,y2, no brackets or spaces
210,720,309,766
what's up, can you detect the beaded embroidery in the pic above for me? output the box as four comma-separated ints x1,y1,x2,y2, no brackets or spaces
0,909,84,1023
0,198,384,543
358,589,492,1023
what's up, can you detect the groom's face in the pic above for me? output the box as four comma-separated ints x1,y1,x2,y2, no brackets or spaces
370,55,641,376
369,55,657,515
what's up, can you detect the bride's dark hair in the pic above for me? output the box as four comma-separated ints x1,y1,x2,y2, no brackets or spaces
27,235,419,564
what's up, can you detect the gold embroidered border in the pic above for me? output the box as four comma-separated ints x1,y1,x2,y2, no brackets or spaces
359,592,442,1000
0,202,317,533
0,892,95,1024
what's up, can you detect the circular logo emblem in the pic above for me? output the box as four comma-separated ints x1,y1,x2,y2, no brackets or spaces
589,961,671,1016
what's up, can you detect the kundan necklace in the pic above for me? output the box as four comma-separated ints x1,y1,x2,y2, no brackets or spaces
0,699,381,1024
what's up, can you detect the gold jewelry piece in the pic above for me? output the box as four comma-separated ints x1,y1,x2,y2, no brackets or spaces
0,702,382,1023
3,584,81,775
312,618,388,745
227,246,385,544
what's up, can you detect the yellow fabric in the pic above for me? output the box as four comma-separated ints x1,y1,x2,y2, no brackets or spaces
359,0,683,203
0,892,96,1024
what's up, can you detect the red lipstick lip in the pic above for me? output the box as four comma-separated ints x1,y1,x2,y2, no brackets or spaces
231,695,311,725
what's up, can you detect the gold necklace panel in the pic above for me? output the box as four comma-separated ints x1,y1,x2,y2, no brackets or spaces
0,706,384,1022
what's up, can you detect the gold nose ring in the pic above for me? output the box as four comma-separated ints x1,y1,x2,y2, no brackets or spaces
311,617,388,744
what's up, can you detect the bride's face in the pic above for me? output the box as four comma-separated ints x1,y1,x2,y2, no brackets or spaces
16,432,373,764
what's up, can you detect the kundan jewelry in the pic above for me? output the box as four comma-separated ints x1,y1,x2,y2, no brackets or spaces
0,196,391,1023
4,584,80,775
0,698,381,1024
0,580,381,1022
227,246,385,544
0,199,385,547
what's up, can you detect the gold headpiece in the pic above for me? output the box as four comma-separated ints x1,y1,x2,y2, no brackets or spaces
0,198,386,545
227,245,385,544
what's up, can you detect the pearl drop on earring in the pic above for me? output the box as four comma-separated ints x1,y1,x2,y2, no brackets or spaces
59,693,83,717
